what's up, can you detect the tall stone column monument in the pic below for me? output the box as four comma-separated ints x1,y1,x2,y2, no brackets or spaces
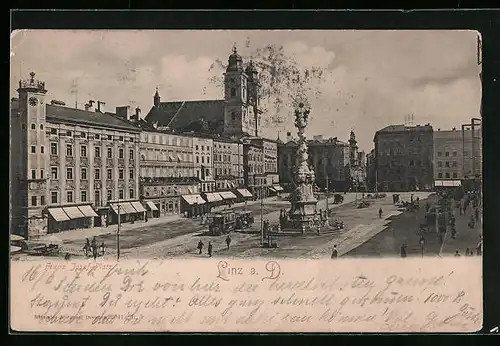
287,102,318,231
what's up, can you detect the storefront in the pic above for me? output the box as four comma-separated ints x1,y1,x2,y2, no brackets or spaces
143,200,160,218
235,188,253,202
131,201,147,221
108,201,137,224
47,204,98,233
218,191,237,207
203,192,224,213
181,194,206,218
269,184,284,197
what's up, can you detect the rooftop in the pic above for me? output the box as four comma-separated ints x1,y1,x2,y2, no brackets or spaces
46,104,141,132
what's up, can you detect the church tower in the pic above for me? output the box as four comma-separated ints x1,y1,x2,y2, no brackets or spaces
245,60,262,137
13,72,49,238
223,46,254,137
348,130,358,167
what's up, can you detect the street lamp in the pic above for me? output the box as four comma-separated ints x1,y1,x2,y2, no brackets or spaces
419,236,425,258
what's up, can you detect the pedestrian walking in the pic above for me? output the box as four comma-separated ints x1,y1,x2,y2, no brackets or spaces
225,235,231,249
100,242,106,256
331,245,338,259
454,250,461,257
197,240,204,254
91,236,97,259
400,243,407,258
378,208,383,219
208,241,213,257
84,238,90,257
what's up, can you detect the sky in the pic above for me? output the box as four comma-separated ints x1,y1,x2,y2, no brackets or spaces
10,30,482,152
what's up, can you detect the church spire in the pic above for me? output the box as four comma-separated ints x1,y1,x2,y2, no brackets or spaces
154,86,161,108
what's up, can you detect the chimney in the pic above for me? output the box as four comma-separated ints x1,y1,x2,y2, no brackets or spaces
50,100,66,106
134,107,141,121
116,106,131,121
96,100,106,113
86,100,95,112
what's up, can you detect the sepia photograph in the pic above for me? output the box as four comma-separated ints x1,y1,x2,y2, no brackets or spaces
10,30,483,261
9,29,484,333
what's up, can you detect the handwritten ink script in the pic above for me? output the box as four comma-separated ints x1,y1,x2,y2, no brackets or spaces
10,258,482,332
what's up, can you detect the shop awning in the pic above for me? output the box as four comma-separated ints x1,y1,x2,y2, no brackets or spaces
146,201,159,211
269,187,277,192
435,180,461,187
62,207,85,220
205,193,223,202
273,185,284,191
237,189,253,198
131,201,147,213
219,191,237,200
110,202,136,215
48,208,70,222
77,205,98,217
182,195,206,205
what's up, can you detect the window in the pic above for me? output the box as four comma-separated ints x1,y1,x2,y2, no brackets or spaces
129,189,134,199
445,152,449,157
437,152,442,157
50,128,56,134
81,190,87,202
107,135,112,140
51,167,58,179
452,151,457,157
196,145,199,151
119,148,124,158
81,168,87,180
452,161,458,167
50,143,57,155
67,191,73,203
51,192,58,204
31,123,36,130
107,169,112,180
207,157,210,164
437,161,443,167
201,156,205,164
66,130,72,137
129,149,134,159
107,190,112,201
66,144,73,156
119,169,124,180
81,145,87,157
119,136,124,142
95,146,101,158
107,148,112,158
95,190,101,207
40,196,45,205
22,124,26,130
66,168,73,180
31,170,36,179
95,134,100,140
129,169,134,179
40,124,44,130
445,172,450,178
119,190,124,199
41,146,44,154
80,132,86,138
31,196,37,206
130,138,134,143
31,146,36,153
231,88,236,97
452,172,458,178
231,112,236,121
445,161,450,168
196,156,200,163
464,151,469,157
40,169,44,179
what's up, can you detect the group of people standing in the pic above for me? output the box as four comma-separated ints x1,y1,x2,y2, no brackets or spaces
197,235,232,257
83,236,106,260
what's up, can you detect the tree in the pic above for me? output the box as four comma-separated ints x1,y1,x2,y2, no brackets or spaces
207,41,329,128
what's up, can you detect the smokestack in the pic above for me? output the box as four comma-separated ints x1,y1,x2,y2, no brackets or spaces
135,107,141,121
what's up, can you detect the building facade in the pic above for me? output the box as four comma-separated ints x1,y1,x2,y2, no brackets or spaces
213,137,244,190
192,135,215,193
11,72,142,238
366,149,376,191
433,128,464,181
374,124,434,192
278,134,351,192
242,140,264,199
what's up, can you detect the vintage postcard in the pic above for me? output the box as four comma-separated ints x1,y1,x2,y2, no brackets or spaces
9,29,483,333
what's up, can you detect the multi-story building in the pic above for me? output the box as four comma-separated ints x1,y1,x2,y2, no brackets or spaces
374,124,434,192
366,149,376,191
242,139,265,199
461,119,482,181
433,128,464,182
278,133,351,192
191,135,215,193
213,136,244,190
10,72,142,238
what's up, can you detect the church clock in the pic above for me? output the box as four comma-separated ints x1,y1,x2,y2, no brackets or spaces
28,97,38,107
